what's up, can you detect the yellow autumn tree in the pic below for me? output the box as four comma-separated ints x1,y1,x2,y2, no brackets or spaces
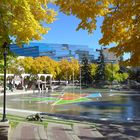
58,59,70,80
40,56,60,79
58,59,80,81
0,0,57,47
31,56,59,78
18,57,34,73
55,0,140,66
69,58,80,80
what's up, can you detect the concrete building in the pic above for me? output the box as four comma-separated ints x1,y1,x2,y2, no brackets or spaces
102,48,122,63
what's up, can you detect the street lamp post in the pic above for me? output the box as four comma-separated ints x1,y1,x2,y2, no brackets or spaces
111,60,114,88
73,68,74,93
1,42,8,122
80,65,81,92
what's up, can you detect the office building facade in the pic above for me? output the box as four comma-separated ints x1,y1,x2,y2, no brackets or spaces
10,43,94,62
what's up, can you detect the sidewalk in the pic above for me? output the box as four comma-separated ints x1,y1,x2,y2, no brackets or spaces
8,121,140,140
73,123,104,139
9,122,104,140
0,108,40,117
9,122,47,140
47,123,80,140
0,90,33,97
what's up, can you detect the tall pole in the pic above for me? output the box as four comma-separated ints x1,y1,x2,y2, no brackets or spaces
111,61,114,87
2,42,8,122
80,64,81,94
66,66,68,84
73,68,74,93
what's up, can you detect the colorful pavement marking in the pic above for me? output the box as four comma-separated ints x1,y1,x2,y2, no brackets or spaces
55,97,92,105
87,93,102,98
21,92,102,105
22,97,56,102
31,97,56,101
60,93,82,100
53,92,102,105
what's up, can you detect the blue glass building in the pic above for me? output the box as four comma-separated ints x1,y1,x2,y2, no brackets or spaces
10,43,94,61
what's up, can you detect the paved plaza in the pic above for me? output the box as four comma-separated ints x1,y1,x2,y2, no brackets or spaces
0,89,140,140
4,121,139,140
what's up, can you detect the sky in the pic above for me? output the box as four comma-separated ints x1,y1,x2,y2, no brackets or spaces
34,4,105,53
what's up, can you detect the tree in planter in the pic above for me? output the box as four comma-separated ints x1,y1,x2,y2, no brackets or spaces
81,56,92,86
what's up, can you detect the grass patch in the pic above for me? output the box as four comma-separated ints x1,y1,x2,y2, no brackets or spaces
22,97,56,102
0,113,74,128
0,113,96,129
0,114,24,122
10,121,19,128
